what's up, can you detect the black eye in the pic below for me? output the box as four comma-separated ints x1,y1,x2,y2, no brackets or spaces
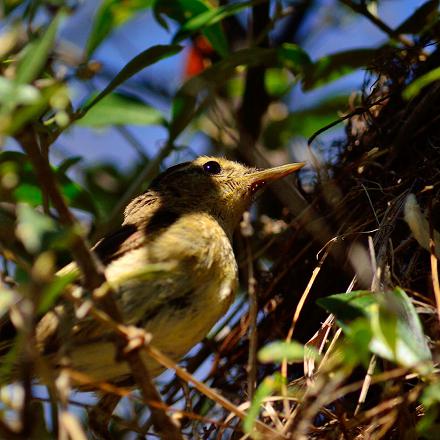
203,160,221,175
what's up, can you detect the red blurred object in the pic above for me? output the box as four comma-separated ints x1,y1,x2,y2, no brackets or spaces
184,35,215,77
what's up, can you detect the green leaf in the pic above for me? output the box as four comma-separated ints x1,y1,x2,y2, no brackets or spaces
173,0,251,41
395,0,439,34
317,290,377,322
243,374,284,435
318,288,432,373
302,49,377,90
0,77,41,105
15,204,59,253
258,340,312,363
79,44,182,115
57,156,82,175
372,288,432,372
38,271,79,314
171,0,256,56
0,151,96,214
86,0,154,58
78,93,164,127
5,83,62,136
421,382,440,408
15,11,64,84
265,68,292,97
0,288,14,318
402,66,440,100
153,0,228,55
278,43,312,74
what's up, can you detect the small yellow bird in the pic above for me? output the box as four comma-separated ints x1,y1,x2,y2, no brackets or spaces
20,157,305,385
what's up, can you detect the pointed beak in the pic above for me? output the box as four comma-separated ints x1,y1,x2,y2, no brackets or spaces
245,162,306,193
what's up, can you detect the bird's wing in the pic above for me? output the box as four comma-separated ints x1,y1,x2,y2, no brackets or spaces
92,223,146,265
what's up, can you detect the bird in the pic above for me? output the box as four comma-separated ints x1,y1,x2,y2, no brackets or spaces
6,156,305,386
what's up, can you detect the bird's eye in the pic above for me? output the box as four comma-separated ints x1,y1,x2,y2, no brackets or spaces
203,161,222,175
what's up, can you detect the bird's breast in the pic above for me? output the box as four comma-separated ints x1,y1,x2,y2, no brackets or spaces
86,213,239,380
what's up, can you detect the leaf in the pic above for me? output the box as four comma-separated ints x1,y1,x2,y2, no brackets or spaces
371,288,432,373
0,151,96,214
153,0,228,54
402,66,440,100
302,48,377,91
0,77,41,105
395,0,439,34
243,374,284,435
38,271,79,314
5,83,62,136
317,290,377,322
172,0,256,55
318,288,432,373
265,68,292,97
77,93,164,127
86,0,154,58
15,11,64,84
15,204,59,253
57,156,82,175
258,340,313,363
278,43,312,75
0,289,14,318
79,44,182,115
417,383,440,436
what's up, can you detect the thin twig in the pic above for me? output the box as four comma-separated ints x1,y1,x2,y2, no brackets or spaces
281,247,331,415
245,238,258,401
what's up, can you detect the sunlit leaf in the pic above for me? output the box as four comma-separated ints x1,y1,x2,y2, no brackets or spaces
402,66,440,100
0,77,41,105
265,68,292,97
15,11,64,84
78,93,164,127
318,288,432,373
258,340,313,363
373,288,432,372
5,83,63,136
16,204,59,253
79,44,182,115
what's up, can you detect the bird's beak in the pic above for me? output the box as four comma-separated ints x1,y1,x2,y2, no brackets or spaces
246,162,306,193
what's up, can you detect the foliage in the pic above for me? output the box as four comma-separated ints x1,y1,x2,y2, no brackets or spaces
0,1,439,439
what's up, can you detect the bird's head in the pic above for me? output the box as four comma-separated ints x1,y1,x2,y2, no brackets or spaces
125,157,305,235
